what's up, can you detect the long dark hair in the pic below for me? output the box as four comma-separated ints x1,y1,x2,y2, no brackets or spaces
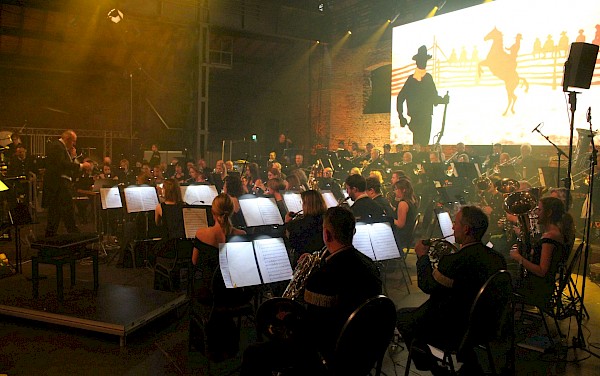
393,178,418,206
540,196,575,248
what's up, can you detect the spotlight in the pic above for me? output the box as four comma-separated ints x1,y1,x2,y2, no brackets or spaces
347,30,352,35
316,40,320,44
108,9,124,24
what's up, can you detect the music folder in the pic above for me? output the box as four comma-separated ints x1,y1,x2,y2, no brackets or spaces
352,221,401,261
100,187,123,209
182,205,214,238
321,190,338,208
180,184,219,205
282,192,302,213
238,195,284,226
123,185,159,213
219,235,293,288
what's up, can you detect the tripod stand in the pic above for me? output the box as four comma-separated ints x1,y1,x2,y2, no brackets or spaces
570,104,600,360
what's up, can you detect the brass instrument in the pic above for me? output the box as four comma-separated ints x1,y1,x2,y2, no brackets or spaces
282,246,326,300
503,190,538,277
473,176,492,191
413,163,424,175
495,178,520,194
445,163,455,177
423,236,458,268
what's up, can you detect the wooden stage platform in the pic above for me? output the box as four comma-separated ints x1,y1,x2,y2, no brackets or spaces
0,273,187,347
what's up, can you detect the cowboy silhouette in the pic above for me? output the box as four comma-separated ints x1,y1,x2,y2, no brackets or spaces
397,45,449,147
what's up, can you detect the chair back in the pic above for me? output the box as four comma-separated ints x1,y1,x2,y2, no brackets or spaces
557,242,583,293
459,270,513,357
332,295,396,376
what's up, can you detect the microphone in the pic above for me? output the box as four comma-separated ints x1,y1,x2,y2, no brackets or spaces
531,122,543,133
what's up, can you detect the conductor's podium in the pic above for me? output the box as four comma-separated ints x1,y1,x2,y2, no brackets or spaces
30,233,100,301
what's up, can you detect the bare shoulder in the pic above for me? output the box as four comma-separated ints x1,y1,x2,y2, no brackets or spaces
542,226,563,243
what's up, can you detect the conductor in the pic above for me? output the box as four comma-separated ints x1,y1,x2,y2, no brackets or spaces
42,130,92,238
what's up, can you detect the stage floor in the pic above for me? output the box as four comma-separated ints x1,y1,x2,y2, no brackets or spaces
0,273,187,347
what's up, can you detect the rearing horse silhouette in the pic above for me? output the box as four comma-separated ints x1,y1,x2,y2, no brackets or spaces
478,27,529,116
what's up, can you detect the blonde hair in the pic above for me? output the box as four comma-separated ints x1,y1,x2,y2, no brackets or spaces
212,193,234,235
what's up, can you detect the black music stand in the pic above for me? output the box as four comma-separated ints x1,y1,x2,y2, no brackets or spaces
8,201,33,274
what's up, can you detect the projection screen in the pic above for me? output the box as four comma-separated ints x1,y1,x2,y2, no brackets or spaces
391,0,600,146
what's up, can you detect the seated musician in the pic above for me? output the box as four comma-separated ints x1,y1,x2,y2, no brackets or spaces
392,178,418,249
265,178,287,220
150,179,186,264
344,174,386,221
241,207,382,375
154,178,185,240
187,166,206,184
284,190,326,266
509,196,575,308
396,206,506,374
318,167,343,200
223,175,246,228
73,163,94,224
191,193,250,359
365,176,395,220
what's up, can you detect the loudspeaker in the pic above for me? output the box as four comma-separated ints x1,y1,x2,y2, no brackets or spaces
563,42,599,91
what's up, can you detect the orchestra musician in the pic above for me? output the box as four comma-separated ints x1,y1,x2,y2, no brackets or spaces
510,197,575,308
365,177,395,220
344,174,386,221
284,190,326,266
241,207,382,375
42,130,92,238
192,193,250,359
396,206,506,374
223,174,246,228
317,167,343,200
265,178,287,220
392,178,419,250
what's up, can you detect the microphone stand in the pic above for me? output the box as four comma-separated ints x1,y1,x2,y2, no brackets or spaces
533,128,568,187
571,108,600,360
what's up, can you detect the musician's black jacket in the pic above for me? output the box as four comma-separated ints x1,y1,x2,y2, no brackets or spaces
349,195,386,222
304,246,382,362
42,138,81,208
398,242,505,349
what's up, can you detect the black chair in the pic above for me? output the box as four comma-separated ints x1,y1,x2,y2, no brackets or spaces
515,242,585,341
153,238,193,292
324,295,397,376
188,247,255,367
400,212,421,284
405,270,514,375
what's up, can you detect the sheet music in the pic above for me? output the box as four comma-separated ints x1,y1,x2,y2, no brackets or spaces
219,243,234,288
283,193,303,213
352,223,376,260
239,197,284,226
183,207,209,238
183,185,219,205
321,191,338,208
369,222,401,261
254,238,293,283
222,242,263,288
436,211,456,244
100,187,122,209
124,186,159,213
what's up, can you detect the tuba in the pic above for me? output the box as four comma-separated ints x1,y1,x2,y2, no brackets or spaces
282,246,326,301
504,189,537,277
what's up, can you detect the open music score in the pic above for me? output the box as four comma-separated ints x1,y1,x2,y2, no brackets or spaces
435,210,456,244
321,191,339,208
353,222,401,261
238,196,284,226
180,184,219,205
219,237,293,288
182,206,209,238
99,187,123,209
283,192,302,213
123,186,159,213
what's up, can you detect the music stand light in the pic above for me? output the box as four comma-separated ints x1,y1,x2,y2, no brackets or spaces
0,180,8,192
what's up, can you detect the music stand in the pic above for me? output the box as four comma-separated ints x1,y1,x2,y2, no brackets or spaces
8,198,33,274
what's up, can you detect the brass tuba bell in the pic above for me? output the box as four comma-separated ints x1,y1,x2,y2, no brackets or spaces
495,178,520,194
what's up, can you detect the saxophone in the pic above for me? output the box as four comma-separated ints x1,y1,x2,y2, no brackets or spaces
282,246,327,300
